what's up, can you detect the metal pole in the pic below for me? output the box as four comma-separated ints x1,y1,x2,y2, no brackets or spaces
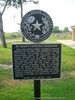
34,80,41,100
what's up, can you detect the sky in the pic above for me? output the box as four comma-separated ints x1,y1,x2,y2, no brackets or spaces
1,0,75,32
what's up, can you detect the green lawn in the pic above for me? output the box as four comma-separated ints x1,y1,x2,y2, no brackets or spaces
0,68,75,100
0,44,11,64
62,45,75,71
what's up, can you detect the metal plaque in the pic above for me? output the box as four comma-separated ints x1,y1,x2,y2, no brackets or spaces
21,10,53,42
12,44,61,80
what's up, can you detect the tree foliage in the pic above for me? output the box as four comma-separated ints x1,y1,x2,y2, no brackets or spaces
53,26,62,33
63,27,69,33
53,26,70,33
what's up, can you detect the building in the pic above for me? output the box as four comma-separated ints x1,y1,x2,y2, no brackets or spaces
71,26,75,41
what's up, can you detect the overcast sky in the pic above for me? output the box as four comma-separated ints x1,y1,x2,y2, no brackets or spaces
1,0,75,32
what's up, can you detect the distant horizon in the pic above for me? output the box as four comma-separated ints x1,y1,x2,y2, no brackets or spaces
4,24,72,33
4,27,72,33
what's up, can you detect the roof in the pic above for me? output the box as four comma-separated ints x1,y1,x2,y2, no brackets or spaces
71,26,75,29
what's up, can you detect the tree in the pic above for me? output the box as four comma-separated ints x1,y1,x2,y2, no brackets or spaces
63,27,69,33
0,0,9,48
0,0,13,48
53,26,61,33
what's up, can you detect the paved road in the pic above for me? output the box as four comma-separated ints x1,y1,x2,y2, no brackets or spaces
57,40,75,49
0,64,12,69
0,39,21,45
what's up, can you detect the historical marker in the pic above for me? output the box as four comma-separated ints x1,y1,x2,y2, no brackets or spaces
12,44,61,79
12,9,61,100
21,10,53,42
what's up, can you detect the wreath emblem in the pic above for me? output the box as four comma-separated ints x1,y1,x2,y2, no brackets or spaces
21,10,53,42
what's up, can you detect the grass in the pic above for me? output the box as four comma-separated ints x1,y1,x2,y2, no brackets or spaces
41,77,75,100
0,68,75,100
62,45,75,71
0,68,11,81
0,44,11,64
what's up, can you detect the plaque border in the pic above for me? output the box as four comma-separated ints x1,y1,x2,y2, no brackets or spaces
12,43,62,80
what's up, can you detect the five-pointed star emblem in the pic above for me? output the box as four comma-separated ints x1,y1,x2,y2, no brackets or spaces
32,20,42,31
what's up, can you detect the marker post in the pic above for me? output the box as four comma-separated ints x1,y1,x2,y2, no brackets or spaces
34,80,41,100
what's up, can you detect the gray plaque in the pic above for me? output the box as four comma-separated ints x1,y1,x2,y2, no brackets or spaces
21,10,53,42
12,44,61,80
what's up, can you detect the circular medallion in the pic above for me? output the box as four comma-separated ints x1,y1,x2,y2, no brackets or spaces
21,10,53,42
